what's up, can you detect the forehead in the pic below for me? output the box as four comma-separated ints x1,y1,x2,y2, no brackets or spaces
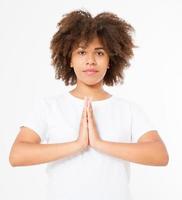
74,37,104,49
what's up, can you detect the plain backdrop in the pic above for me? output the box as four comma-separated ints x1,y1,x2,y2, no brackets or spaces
0,0,181,199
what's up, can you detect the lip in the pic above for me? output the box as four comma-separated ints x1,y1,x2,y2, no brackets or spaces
83,69,98,72
83,69,98,76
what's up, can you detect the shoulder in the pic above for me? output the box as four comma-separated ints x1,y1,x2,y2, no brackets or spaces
112,95,134,108
112,95,145,113
41,93,65,103
36,93,66,111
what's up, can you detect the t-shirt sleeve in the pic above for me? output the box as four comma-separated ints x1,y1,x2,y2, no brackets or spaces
19,98,48,142
130,102,157,143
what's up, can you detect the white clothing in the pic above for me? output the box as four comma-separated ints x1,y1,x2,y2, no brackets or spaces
20,92,156,200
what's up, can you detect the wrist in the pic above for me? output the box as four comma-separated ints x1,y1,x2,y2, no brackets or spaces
75,139,87,151
92,138,102,149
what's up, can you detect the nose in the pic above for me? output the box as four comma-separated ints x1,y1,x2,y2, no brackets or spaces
86,53,96,65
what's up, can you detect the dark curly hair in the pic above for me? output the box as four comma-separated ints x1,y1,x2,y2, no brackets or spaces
50,9,137,86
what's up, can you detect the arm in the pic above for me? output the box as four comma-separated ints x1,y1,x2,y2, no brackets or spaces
9,127,83,167
94,130,169,166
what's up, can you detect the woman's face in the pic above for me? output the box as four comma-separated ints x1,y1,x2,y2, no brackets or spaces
70,36,110,86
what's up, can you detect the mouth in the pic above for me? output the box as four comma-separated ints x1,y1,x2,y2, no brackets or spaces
83,69,98,72
83,69,98,76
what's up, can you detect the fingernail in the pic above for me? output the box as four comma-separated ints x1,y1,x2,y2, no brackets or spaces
87,99,90,107
84,96,88,106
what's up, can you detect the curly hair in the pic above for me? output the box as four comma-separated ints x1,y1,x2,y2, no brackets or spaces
50,9,137,86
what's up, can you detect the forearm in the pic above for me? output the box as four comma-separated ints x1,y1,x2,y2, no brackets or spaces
9,140,83,166
94,140,169,166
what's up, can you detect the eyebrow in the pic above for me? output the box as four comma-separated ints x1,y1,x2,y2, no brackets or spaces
78,46,105,50
95,47,105,50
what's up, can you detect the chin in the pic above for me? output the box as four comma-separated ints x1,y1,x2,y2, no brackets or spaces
79,79,103,86
84,81,100,86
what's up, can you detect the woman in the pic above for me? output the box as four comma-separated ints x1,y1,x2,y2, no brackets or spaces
9,9,169,200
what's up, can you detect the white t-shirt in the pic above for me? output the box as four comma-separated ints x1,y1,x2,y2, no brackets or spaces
20,92,156,200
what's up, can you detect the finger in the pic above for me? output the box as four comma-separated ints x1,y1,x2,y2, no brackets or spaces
88,98,93,114
82,97,88,114
81,98,88,125
84,96,89,108
84,97,89,122
87,101,93,122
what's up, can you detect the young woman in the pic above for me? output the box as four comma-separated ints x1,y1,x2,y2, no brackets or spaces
9,9,169,200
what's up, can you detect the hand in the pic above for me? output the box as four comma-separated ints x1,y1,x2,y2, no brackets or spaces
77,97,89,150
86,97,101,148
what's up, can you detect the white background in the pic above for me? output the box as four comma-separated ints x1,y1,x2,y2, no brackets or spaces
0,0,181,199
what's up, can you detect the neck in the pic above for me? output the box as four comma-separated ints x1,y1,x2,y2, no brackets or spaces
70,80,109,100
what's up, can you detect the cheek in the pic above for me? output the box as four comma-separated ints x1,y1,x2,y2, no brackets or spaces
97,56,109,65
72,58,85,69
99,61,109,71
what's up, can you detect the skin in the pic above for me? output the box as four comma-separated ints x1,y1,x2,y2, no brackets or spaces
9,36,169,166
69,36,111,101
83,98,169,166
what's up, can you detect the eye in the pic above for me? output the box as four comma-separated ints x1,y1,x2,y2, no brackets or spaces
78,50,86,55
97,51,104,56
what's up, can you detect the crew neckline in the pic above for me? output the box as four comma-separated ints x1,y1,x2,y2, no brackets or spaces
67,91,114,104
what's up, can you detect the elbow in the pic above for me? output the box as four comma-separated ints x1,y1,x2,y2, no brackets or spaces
9,154,17,167
9,149,23,167
9,143,28,167
157,150,169,166
155,141,169,166
160,153,169,166
9,152,20,167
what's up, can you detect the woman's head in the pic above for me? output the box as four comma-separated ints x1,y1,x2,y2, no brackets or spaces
50,9,136,86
